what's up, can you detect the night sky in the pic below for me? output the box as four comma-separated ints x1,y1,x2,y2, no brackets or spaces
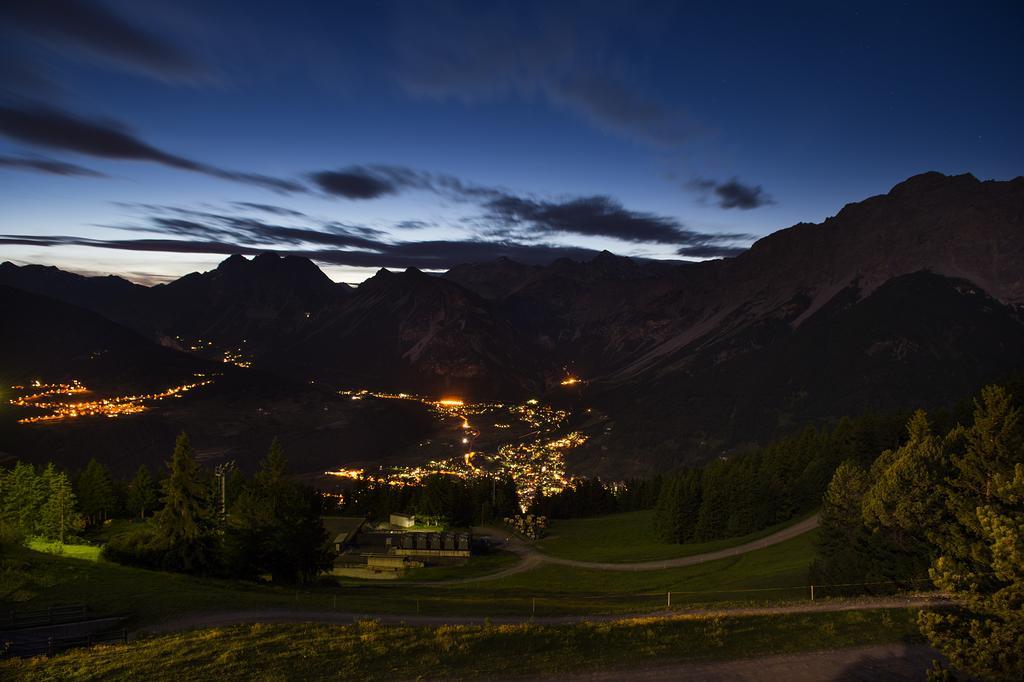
0,0,1021,284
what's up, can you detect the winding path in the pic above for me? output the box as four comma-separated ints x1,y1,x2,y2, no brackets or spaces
541,514,820,571
425,514,820,585
548,643,941,681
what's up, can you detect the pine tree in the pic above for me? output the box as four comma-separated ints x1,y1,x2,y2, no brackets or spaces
77,458,116,527
154,432,215,572
918,386,1024,679
224,440,332,583
0,462,46,536
38,467,82,544
127,465,158,520
693,462,732,541
809,460,871,584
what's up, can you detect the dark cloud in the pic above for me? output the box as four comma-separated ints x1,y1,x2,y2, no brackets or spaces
0,232,600,271
0,105,303,193
1,0,207,82
676,243,747,259
230,202,308,217
395,220,433,230
688,177,775,210
0,155,105,177
2,198,615,270
301,162,749,251
484,195,683,243
482,194,752,252
112,205,385,252
308,167,399,199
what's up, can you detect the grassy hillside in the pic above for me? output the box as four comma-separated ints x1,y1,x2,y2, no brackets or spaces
477,531,820,610
534,510,815,563
2,530,819,626
0,610,923,681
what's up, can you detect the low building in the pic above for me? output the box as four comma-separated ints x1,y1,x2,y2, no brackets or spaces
322,516,366,554
389,512,415,528
394,531,471,558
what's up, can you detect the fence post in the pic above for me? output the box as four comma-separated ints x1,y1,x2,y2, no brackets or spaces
532,597,536,617
810,585,815,601
122,628,127,645
667,591,671,608
47,636,53,657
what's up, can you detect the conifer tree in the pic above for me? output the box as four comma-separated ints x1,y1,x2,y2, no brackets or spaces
127,464,159,520
77,458,116,527
224,439,331,583
919,386,1024,679
154,433,215,572
0,462,46,536
38,466,82,544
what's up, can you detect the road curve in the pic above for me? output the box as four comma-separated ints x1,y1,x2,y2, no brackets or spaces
541,514,821,571
431,514,821,585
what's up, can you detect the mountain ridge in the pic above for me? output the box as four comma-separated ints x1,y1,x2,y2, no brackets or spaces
3,171,1023,471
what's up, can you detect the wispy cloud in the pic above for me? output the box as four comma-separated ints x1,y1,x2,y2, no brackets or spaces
230,202,308,217
0,105,304,193
1,0,209,83
0,232,602,270
0,154,105,177
391,1,691,148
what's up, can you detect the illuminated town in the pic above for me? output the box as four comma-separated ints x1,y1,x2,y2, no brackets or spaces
8,377,214,423
176,336,253,368
331,388,588,507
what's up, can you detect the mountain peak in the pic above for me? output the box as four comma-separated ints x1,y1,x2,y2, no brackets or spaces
888,171,979,196
216,253,250,272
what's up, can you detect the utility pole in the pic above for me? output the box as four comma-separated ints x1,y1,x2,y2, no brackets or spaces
214,461,236,518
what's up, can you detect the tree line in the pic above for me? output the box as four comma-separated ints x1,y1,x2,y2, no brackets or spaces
1,456,164,550
527,412,909,545
0,462,82,547
1,434,333,584
338,471,521,528
529,476,662,519
810,384,1023,680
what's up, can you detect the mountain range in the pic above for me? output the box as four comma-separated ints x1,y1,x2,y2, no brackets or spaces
2,171,1022,474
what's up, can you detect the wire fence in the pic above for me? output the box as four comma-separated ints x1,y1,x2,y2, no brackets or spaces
286,578,946,619
2,628,128,658
3,604,87,630
1,605,130,659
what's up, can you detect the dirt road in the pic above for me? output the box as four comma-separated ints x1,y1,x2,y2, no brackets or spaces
547,643,940,681
139,594,950,635
429,514,820,585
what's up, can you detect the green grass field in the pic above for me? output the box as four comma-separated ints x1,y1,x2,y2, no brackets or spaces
1,529,820,626
25,539,102,562
0,610,924,681
534,510,816,563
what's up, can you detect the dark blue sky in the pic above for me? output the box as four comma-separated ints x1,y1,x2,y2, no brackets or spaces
0,0,1020,283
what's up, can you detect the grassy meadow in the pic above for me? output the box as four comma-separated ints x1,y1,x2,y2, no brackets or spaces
534,509,816,563
0,609,924,681
2,526,822,628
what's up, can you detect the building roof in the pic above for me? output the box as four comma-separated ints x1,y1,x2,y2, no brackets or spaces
322,516,366,546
